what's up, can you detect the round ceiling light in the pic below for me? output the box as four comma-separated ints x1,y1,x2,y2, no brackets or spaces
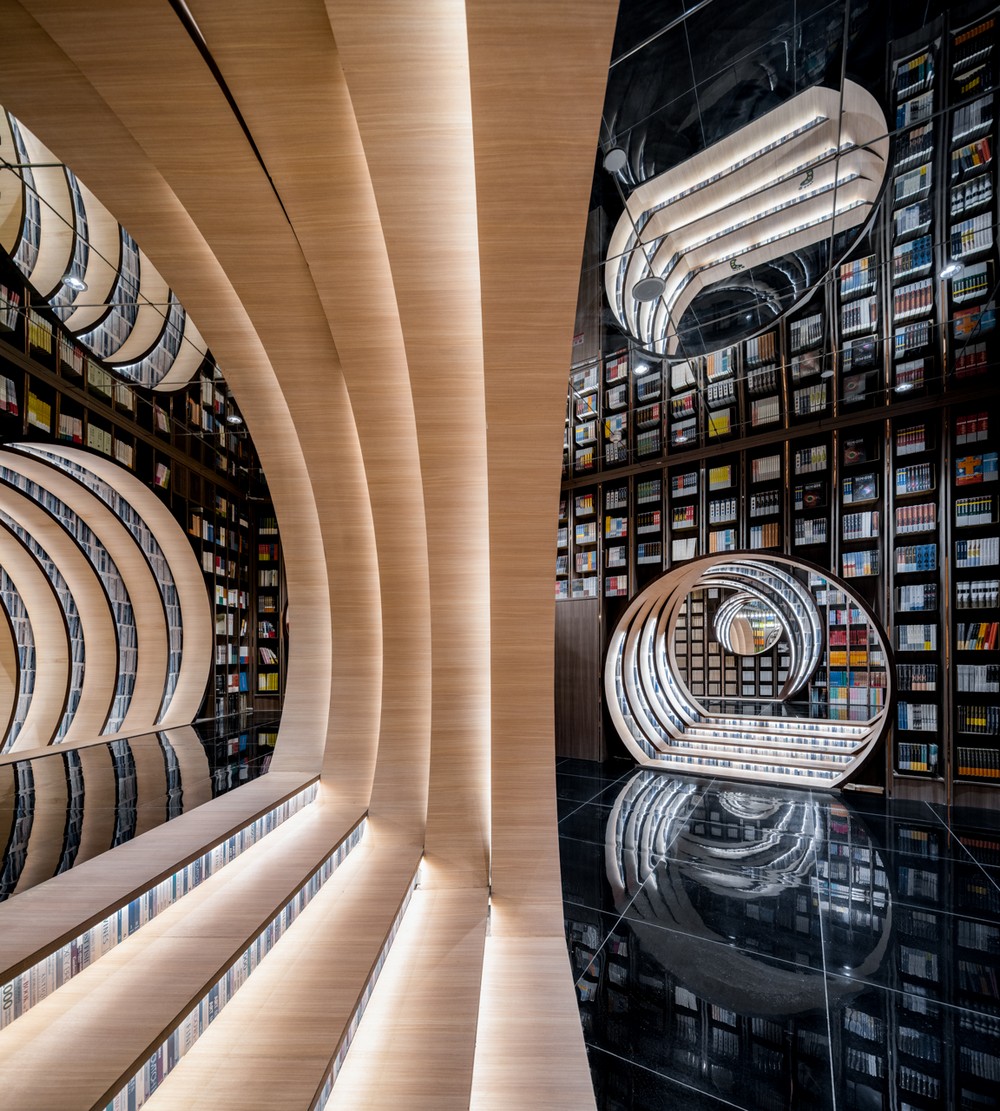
63,274,87,292
894,381,914,393
225,413,244,425
603,146,628,173
940,262,963,279
633,275,666,302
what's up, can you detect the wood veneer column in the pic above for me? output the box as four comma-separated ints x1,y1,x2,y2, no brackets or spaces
329,0,491,888
182,0,432,837
465,0,618,936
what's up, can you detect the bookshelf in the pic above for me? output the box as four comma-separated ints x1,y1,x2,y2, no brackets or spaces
0,257,276,725
255,512,283,706
556,9,1000,801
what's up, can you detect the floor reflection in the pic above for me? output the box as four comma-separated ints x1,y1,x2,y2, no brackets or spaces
0,714,280,900
559,760,1000,1110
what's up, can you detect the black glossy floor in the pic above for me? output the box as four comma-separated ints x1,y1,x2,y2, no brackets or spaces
558,758,1000,1111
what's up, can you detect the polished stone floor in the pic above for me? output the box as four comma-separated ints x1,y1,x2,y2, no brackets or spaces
558,758,1000,1110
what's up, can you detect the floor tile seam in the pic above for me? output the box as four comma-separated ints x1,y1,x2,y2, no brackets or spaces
814,861,841,1111
924,802,1000,896
584,1042,752,1111
557,769,636,825
613,906,828,975
826,970,1000,1024
561,780,719,984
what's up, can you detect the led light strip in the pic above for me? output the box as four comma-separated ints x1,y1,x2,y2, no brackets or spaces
310,865,421,1110
104,816,368,1111
0,781,319,1030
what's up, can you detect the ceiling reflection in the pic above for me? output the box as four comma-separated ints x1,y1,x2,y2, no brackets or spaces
605,771,891,1013
595,0,955,356
0,715,279,901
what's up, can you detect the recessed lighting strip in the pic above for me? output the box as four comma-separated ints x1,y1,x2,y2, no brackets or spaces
310,863,421,1110
0,781,319,1031
103,813,367,1111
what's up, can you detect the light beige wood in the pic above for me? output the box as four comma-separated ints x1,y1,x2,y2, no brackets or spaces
0,770,314,985
0,479,117,742
328,0,492,885
183,0,432,837
0,793,370,1111
12,746,69,891
466,0,618,937
102,247,170,363
470,937,598,1110
320,887,488,1109
0,518,69,751
0,3,622,1105
140,825,425,1111
16,124,73,300
0,111,25,255
0,0,370,788
62,178,122,333
0,600,18,738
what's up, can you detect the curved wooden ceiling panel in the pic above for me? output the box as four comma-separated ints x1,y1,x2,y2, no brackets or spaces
183,0,432,834
0,482,117,742
0,0,379,784
329,0,492,889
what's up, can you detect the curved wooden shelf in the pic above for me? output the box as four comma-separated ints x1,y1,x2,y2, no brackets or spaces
1,450,172,735
104,246,171,364
62,179,122,333
0,112,25,258
31,446,213,727
0,481,118,742
0,519,69,753
16,125,74,302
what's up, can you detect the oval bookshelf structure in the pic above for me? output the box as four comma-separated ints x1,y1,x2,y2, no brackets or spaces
604,553,894,788
0,447,211,751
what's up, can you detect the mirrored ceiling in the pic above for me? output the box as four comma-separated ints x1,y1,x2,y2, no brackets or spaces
593,0,958,357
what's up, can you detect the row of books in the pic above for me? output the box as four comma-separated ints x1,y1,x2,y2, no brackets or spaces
958,664,1000,692
956,494,995,525
957,704,1000,734
956,622,999,650
897,663,938,691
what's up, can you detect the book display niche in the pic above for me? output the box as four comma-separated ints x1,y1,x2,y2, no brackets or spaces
556,6,1000,800
603,554,893,789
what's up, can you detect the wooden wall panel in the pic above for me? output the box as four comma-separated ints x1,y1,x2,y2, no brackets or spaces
185,0,432,838
555,598,604,761
328,0,492,886
465,0,618,936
